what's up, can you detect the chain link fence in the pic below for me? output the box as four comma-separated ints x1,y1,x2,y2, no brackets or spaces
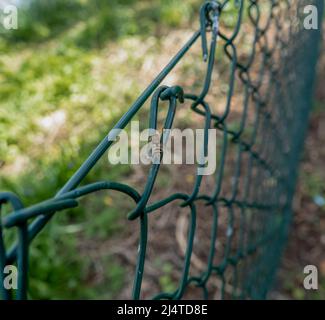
0,0,323,300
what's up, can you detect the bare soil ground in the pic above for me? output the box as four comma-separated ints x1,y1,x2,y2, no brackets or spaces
77,28,325,301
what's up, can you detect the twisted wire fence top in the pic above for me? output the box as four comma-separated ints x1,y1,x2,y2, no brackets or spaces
0,0,323,300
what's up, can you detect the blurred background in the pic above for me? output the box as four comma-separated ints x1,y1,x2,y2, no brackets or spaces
0,0,324,299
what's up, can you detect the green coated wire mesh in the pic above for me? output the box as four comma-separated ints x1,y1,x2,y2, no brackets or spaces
0,0,323,300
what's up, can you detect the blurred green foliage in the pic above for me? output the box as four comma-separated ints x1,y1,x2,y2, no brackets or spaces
0,0,201,299
158,262,177,293
3,0,201,46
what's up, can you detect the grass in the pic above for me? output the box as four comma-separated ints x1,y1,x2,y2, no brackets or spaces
0,0,202,299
